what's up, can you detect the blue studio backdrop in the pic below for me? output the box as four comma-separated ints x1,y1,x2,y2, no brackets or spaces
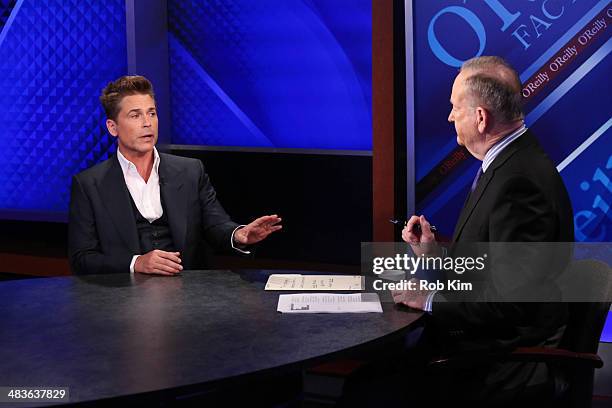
168,0,372,150
0,0,127,221
411,0,612,242
0,0,372,221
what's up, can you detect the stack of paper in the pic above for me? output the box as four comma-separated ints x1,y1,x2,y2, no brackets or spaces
265,274,364,291
277,293,383,314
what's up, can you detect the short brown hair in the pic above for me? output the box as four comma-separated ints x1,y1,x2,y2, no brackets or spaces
100,75,155,120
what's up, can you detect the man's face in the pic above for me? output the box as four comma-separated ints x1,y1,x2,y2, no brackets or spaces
106,94,158,156
448,72,482,155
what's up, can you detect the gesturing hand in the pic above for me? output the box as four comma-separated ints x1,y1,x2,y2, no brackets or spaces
233,214,282,246
134,249,183,276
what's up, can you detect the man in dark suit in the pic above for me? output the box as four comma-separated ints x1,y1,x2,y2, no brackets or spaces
69,75,281,275
393,56,573,404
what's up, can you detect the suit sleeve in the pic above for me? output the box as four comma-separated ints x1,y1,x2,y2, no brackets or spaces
68,175,133,274
432,175,562,333
196,161,239,252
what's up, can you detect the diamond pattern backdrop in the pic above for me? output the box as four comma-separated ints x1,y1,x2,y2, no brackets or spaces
0,1,370,220
0,0,126,219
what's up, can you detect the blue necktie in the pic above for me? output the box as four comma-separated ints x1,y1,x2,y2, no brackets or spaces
470,167,483,193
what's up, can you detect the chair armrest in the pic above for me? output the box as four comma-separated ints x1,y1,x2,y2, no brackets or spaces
508,347,603,368
429,347,603,371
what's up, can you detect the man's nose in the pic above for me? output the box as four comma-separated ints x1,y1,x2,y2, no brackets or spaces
143,115,151,127
448,111,453,122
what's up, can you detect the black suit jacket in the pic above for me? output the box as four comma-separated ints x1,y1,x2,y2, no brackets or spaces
452,130,573,244
432,130,574,347
425,131,574,403
68,153,239,274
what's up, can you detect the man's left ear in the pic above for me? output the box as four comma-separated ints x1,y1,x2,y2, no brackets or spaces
476,107,488,133
106,119,118,137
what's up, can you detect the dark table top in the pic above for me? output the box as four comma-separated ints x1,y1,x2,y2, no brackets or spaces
0,270,421,405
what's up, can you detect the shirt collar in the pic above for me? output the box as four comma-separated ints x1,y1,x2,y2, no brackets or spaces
116,147,160,177
482,124,527,173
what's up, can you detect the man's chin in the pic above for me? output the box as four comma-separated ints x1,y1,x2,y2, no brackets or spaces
138,139,156,149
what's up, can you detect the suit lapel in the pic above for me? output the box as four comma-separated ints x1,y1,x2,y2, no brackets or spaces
159,154,188,252
452,170,494,242
98,157,140,253
452,131,536,242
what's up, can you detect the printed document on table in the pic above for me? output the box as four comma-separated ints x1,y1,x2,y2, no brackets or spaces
277,293,383,313
265,275,364,291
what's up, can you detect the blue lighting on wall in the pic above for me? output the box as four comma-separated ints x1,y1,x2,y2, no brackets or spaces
168,0,372,150
0,1,371,221
0,0,127,220
602,311,612,343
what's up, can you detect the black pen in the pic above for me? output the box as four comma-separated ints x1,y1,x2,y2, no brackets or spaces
389,219,437,233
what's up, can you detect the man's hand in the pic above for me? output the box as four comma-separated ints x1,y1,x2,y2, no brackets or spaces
234,215,282,246
391,278,431,311
402,215,440,257
134,250,183,276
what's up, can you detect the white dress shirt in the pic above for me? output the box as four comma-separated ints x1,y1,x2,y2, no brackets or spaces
116,147,163,223
116,148,248,273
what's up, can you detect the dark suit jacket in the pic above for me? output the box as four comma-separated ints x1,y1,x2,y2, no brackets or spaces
68,152,239,275
427,131,574,401
432,131,574,342
451,130,573,244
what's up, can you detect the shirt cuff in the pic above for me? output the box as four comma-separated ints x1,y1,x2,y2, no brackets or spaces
424,290,437,313
231,225,251,254
130,255,140,274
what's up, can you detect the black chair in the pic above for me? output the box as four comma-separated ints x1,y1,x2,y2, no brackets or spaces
429,259,612,407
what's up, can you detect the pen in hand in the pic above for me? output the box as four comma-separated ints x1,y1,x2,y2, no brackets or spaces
389,219,437,234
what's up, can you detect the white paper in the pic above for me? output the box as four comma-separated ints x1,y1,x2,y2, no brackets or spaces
265,274,364,291
276,293,383,313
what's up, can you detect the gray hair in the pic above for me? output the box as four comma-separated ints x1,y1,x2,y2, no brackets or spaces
460,56,524,123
